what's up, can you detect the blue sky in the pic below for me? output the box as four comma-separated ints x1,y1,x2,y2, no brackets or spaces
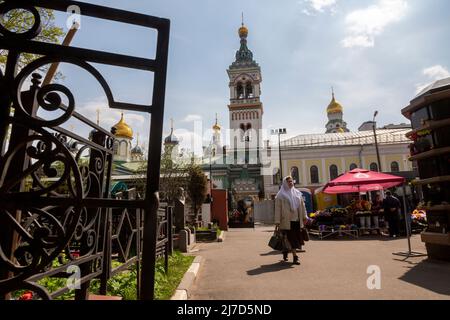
42,0,450,152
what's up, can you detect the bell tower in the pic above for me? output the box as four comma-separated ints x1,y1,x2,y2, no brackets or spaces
227,17,263,155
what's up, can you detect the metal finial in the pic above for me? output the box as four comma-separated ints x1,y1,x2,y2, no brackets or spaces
242,12,244,26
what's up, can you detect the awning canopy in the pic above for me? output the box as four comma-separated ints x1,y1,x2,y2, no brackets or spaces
323,169,405,194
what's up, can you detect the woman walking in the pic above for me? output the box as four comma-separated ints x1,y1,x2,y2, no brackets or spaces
274,176,307,265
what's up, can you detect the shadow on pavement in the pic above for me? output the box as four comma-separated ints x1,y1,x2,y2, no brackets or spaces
309,235,407,242
247,261,294,276
260,250,306,257
399,259,450,296
260,251,282,257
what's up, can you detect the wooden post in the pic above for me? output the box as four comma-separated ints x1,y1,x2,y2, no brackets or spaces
42,24,79,86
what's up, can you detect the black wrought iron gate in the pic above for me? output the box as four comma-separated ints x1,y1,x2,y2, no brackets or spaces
0,0,170,300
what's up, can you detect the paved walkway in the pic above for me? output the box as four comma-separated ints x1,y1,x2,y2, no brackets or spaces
190,225,450,300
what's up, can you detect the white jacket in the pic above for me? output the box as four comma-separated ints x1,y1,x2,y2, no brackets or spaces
274,197,307,230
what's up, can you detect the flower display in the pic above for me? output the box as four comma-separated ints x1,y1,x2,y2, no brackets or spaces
19,291,33,300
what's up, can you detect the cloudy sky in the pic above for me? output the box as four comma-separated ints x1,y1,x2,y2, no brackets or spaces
40,0,450,152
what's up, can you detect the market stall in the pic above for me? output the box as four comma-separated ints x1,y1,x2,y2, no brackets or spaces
307,169,406,239
307,207,359,239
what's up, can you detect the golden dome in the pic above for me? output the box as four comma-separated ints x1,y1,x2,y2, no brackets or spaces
337,127,345,133
213,113,221,131
239,25,248,38
113,113,133,139
327,92,343,114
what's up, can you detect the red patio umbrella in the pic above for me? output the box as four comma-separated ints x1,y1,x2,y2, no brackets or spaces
323,168,405,194
324,184,385,194
322,169,421,258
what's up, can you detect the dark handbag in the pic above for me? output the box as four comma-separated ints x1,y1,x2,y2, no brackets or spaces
268,230,283,251
301,228,310,242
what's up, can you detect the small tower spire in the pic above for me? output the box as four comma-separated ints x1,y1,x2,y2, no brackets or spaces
170,118,174,132
331,86,335,100
242,12,244,26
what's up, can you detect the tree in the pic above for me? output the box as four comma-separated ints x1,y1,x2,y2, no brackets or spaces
134,149,190,205
0,4,64,71
158,149,189,205
186,165,207,218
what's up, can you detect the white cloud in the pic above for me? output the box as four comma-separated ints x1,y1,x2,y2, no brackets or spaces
341,35,374,48
181,114,203,122
302,0,337,14
342,0,408,48
416,65,450,94
172,129,204,156
79,98,144,129
423,65,450,79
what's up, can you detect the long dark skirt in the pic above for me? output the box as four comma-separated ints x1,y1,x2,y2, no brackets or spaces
282,221,304,250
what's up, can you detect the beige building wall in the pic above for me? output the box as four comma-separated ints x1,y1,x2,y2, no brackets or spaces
304,159,323,184
325,158,343,180
344,157,361,171
286,160,302,184
264,141,412,195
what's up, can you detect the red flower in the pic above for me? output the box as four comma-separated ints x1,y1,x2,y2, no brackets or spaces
19,291,33,300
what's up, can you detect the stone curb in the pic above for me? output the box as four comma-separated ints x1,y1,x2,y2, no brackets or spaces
218,230,226,242
170,255,203,300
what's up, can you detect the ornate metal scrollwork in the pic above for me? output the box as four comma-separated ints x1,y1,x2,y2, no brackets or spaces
1,0,170,300
0,2,42,40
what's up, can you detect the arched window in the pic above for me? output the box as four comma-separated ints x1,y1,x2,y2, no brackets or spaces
246,82,253,98
273,168,281,185
291,167,300,185
237,82,244,99
113,141,119,155
329,165,338,180
370,163,379,172
391,161,400,172
349,163,358,171
310,166,319,184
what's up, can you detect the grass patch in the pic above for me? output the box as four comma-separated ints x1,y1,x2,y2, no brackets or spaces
196,225,221,238
90,251,195,300
154,251,195,300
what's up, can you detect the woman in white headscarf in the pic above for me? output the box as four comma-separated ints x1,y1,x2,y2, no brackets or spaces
274,176,307,265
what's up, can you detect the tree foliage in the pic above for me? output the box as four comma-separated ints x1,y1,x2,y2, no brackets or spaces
0,4,64,71
135,149,191,205
186,165,207,215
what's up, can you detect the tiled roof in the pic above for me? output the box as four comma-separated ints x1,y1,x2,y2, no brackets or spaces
281,129,410,148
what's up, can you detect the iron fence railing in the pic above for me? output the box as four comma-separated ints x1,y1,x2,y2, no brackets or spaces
0,0,170,300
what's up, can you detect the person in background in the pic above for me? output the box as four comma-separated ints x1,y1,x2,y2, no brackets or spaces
382,190,401,237
274,176,308,265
